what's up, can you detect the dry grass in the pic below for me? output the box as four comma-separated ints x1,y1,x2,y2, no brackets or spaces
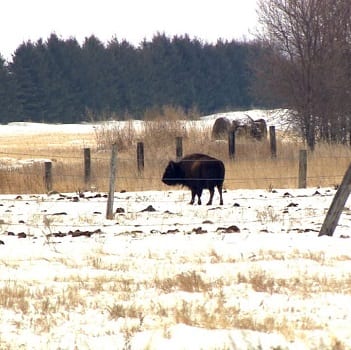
0,281,30,314
0,110,350,194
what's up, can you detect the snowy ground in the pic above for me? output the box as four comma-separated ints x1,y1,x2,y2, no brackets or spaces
1,187,351,349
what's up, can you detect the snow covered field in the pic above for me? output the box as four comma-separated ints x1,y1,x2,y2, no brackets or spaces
1,186,351,350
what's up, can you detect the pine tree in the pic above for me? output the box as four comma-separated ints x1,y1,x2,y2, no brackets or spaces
0,56,19,123
10,41,47,121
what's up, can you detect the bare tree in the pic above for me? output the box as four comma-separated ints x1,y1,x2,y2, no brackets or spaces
253,0,351,150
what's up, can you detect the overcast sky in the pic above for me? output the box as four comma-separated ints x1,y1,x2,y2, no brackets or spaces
1,0,258,61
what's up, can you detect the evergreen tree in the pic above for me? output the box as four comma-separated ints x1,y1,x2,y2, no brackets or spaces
169,35,202,110
10,41,48,121
106,39,145,116
140,33,176,108
43,34,84,122
0,56,19,123
80,35,110,115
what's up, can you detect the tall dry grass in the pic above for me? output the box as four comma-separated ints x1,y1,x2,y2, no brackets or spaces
0,108,350,194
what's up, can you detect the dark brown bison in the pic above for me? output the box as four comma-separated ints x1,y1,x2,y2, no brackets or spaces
162,153,225,205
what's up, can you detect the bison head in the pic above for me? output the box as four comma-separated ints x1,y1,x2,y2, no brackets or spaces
162,161,184,186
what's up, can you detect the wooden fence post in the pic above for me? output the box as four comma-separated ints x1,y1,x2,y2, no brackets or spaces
106,143,117,220
298,149,307,188
137,142,144,174
228,131,235,160
84,148,91,185
176,137,183,160
269,126,277,158
44,161,52,192
319,163,351,236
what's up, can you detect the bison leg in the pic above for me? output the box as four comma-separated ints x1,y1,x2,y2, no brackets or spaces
197,188,203,205
190,189,196,205
217,184,223,205
190,188,203,205
206,187,215,205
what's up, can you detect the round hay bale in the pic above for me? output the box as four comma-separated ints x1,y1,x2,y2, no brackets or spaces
212,117,232,140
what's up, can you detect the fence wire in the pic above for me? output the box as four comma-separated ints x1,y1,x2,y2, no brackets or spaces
0,149,347,183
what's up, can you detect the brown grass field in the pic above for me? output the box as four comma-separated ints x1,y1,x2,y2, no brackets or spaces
0,114,350,194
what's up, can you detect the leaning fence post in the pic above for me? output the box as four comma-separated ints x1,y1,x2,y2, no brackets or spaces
298,149,307,188
228,131,235,160
269,126,277,158
319,163,351,237
176,137,183,160
44,161,52,192
106,143,117,220
84,148,91,185
137,142,144,174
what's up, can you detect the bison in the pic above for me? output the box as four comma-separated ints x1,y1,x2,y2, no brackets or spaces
162,153,225,205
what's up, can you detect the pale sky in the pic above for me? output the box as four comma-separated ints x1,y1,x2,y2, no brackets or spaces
0,0,258,61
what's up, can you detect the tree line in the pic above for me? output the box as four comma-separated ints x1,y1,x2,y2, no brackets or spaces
0,33,263,124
